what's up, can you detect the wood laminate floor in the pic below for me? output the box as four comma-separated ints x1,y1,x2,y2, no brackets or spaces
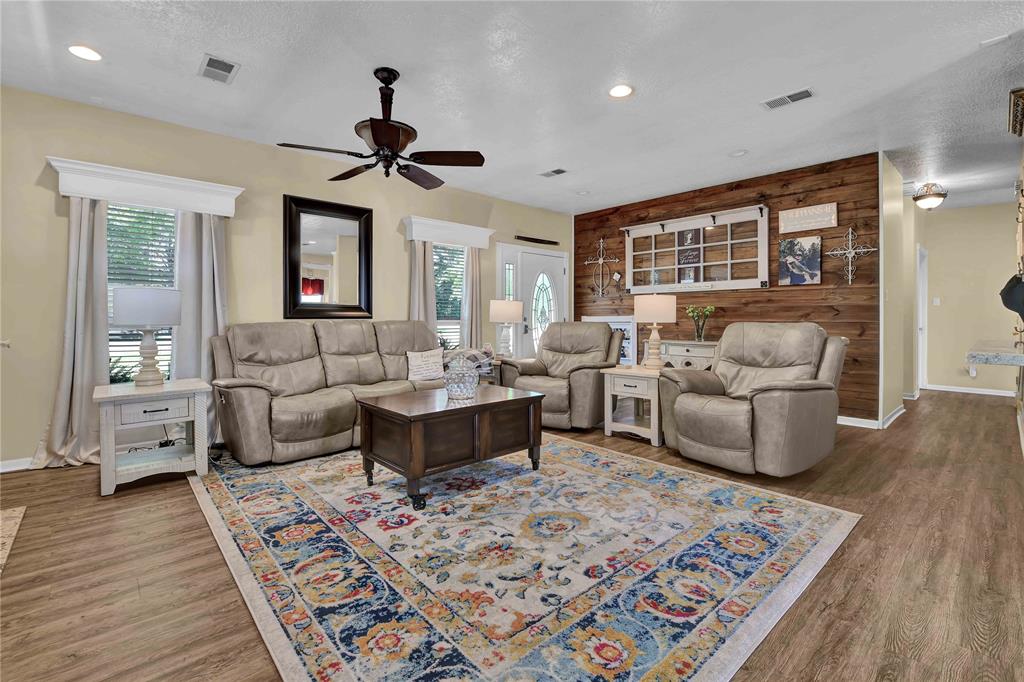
1,391,1022,681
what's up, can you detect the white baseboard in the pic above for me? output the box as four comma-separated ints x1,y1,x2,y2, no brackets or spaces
903,390,920,400
881,405,906,429
837,416,881,430
0,457,33,473
924,384,1015,398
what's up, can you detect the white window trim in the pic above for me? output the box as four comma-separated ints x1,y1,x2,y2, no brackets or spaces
403,215,495,249
47,156,245,217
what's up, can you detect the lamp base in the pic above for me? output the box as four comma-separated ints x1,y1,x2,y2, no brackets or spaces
642,324,666,370
133,328,166,386
498,323,513,357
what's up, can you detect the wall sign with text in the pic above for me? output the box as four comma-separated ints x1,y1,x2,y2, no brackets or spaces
778,202,837,234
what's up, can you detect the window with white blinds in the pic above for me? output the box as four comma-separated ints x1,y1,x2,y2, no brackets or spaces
433,243,466,349
107,204,177,383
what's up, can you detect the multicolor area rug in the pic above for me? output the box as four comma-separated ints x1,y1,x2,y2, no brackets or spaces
0,506,26,575
190,434,858,681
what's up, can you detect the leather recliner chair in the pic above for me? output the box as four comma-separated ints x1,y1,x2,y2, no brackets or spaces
500,322,623,429
659,322,848,476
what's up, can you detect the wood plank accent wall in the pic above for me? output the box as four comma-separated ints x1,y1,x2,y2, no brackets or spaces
574,153,880,420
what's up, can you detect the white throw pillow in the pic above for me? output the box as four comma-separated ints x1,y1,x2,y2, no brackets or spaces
407,348,445,381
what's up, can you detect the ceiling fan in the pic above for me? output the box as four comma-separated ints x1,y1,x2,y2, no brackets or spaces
278,67,484,190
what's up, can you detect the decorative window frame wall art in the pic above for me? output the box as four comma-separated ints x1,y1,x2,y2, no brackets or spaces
623,204,769,293
779,235,822,286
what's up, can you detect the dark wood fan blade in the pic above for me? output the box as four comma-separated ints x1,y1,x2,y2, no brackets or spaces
408,151,485,167
278,142,370,158
369,118,402,151
328,164,375,182
397,164,444,190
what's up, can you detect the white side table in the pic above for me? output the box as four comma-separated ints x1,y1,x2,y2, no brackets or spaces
601,366,663,446
92,378,212,496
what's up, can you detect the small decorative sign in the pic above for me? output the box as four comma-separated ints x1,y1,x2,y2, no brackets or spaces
779,202,837,234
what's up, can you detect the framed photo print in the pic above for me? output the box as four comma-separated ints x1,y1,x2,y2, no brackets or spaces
779,236,821,286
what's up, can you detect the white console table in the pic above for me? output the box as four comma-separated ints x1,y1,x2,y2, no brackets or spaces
92,378,211,496
643,339,718,370
966,340,1024,455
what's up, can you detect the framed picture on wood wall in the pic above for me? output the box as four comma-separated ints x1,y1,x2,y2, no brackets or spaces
779,236,822,286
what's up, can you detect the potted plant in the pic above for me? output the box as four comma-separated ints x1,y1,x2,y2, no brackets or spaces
685,305,715,342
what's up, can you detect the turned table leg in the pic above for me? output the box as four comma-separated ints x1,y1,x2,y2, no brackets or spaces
407,477,426,510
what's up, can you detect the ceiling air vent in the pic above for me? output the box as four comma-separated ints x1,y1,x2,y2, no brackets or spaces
539,168,567,177
199,54,240,84
762,88,814,110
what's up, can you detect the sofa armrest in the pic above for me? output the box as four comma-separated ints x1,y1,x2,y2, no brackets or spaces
501,358,548,375
568,368,605,429
747,379,835,398
212,377,285,397
567,361,617,375
213,384,274,465
659,368,726,395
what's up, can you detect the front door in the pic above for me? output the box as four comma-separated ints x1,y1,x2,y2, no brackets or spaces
518,251,567,358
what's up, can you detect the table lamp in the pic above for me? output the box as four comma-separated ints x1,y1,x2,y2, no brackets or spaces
112,287,182,386
489,299,523,357
635,294,677,369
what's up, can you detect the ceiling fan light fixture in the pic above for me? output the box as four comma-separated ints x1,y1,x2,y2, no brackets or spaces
912,182,948,210
68,45,102,61
609,84,633,98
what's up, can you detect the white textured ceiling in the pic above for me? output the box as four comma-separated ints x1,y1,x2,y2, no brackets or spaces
2,1,1022,213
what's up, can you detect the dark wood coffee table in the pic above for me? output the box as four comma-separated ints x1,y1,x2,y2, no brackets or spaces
357,385,543,509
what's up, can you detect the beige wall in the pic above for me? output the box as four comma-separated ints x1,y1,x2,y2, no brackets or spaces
901,198,919,396
0,87,572,461
880,154,906,420
921,202,1018,392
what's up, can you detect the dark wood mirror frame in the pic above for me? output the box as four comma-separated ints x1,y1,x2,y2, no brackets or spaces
283,194,373,319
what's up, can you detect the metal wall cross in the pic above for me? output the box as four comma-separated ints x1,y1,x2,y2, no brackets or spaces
826,228,877,285
584,238,621,297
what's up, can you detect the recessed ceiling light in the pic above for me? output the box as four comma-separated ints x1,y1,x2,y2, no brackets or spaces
68,45,102,61
608,84,633,98
728,149,749,158
576,190,591,196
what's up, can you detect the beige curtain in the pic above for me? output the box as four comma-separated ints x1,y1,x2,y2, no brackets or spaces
409,240,437,329
173,212,227,439
32,198,110,468
461,246,482,348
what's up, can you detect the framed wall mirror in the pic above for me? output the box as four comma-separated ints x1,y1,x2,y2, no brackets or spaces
283,195,372,318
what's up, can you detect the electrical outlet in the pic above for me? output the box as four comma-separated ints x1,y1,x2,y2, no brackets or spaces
932,297,941,306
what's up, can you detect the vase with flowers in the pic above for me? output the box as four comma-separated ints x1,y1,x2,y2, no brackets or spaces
685,305,715,342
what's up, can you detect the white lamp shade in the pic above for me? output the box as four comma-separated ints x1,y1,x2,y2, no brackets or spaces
489,299,523,324
634,294,677,324
112,287,182,329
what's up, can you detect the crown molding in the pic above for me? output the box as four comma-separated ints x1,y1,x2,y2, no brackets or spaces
46,157,244,217
403,215,495,249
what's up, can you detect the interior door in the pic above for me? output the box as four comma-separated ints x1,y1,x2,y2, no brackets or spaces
518,251,567,358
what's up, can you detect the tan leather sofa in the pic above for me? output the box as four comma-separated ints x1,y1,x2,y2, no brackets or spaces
500,322,623,429
659,322,848,476
210,320,443,465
